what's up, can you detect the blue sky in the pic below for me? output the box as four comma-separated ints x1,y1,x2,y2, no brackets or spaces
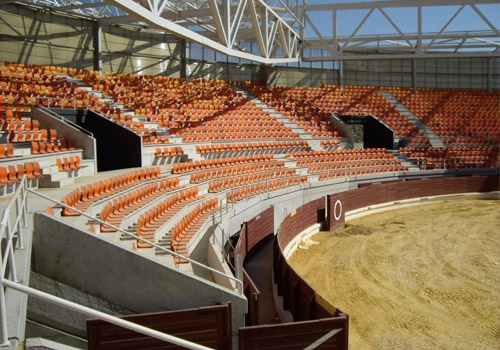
304,1,500,38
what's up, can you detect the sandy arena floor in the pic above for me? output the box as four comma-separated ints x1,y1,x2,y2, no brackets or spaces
288,199,500,350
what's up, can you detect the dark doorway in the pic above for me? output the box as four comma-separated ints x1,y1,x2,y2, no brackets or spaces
339,115,394,150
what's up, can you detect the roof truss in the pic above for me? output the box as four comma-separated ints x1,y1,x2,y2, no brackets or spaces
14,0,500,63
304,0,500,60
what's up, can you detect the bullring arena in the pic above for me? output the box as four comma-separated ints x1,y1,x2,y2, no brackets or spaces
290,197,500,350
0,1,499,349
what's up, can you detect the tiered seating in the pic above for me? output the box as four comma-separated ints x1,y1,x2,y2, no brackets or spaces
1,63,87,174
400,146,500,170
190,159,284,184
389,88,451,123
155,146,184,159
427,90,499,146
195,140,309,156
100,177,180,232
175,101,298,142
60,166,161,216
361,91,421,138
170,197,219,264
385,88,499,168
55,155,86,173
172,154,274,174
135,187,200,248
0,63,93,111
6,63,496,269
86,74,247,143
0,161,44,192
1,115,71,155
287,148,407,178
246,83,377,137
225,175,307,203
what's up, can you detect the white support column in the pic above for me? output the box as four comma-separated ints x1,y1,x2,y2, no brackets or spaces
93,20,102,75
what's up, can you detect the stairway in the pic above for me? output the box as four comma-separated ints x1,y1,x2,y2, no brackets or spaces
387,149,421,172
233,86,303,136
233,85,335,153
155,236,172,256
380,90,444,148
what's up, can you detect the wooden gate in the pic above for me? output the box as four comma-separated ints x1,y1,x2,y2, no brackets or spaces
87,304,232,349
239,316,348,349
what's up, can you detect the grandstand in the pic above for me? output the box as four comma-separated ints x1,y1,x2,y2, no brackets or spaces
0,0,499,349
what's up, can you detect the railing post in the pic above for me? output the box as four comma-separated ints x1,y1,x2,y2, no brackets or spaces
0,278,9,347
6,221,18,283
16,180,27,250
235,253,243,295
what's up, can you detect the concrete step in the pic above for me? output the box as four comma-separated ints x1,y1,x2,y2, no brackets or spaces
39,174,75,188
381,90,444,148
155,237,172,255
121,228,137,240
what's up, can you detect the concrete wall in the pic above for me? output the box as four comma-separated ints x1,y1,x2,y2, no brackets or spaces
32,108,96,162
28,272,133,338
31,213,247,334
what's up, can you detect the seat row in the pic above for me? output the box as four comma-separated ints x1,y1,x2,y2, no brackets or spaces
189,161,286,184
61,166,161,216
170,197,220,264
135,187,200,248
207,168,296,193
1,117,39,130
155,147,184,158
99,177,181,232
31,139,76,154
0,143,18,158
195,140,309,154
0,162,44,186
400,146,500,170
142,134,169,145
308,160,407,175
226,175,307,203
55,156,86,173
316,165,407,180
180,131,299,142
172,154,276,174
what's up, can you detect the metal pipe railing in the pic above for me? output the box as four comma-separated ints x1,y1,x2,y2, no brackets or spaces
26,188,244,295
0,178,225,348
0,176,29,346
1,279,213,350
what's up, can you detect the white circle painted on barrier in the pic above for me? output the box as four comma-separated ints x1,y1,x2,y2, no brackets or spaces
334,199,343,221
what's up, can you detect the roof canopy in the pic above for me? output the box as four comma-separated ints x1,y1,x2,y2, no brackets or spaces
21,0,500,63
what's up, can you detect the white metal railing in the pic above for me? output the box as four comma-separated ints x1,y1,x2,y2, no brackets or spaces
0,175,29,346
28,189,244,295
1,280,213,350
0,177,221,349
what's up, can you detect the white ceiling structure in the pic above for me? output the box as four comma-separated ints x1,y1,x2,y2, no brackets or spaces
17,0,500,64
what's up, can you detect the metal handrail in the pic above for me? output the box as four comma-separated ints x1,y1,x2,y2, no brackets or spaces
0,175,29,346
26,189,244,295
1,280,213,350
0,178,217,348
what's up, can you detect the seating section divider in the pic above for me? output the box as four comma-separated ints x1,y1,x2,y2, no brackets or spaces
99,177,181,232
135,187,199,248
60,166,161,216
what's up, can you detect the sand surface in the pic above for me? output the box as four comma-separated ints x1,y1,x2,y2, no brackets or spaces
288,199,500,350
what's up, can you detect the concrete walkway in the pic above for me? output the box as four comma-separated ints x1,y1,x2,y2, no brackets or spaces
243,236,280,325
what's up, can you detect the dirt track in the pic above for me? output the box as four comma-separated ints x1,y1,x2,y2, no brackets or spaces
288,199,500,350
